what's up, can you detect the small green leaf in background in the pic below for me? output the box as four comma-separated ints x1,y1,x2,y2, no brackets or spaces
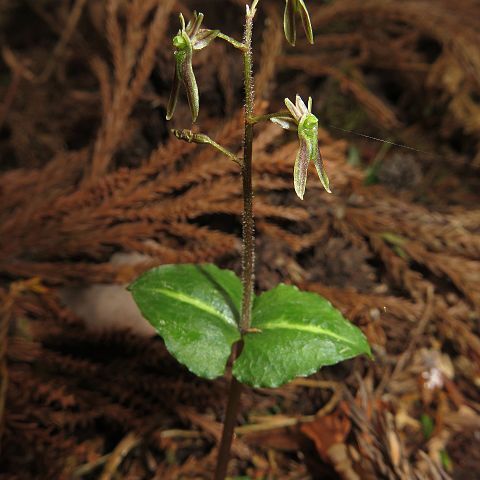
364,141,391,186
380,232,409,260
420,413,435,440
440,449,453,472
129,264,242,379
363,162,381,185
233,284,371,388
347,145,361,167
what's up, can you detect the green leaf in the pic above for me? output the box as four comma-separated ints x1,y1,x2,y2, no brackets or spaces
380,231,406,246
420,413,434,440
440,449,453,471
363,162,381,185
347,146,361,167
233,284,371,388
129,264,242,379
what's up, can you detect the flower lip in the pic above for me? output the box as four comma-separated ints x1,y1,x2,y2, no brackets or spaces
301,113,318,130
173,33,188,49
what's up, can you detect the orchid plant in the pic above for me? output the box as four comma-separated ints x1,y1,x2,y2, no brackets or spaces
129,2,371,478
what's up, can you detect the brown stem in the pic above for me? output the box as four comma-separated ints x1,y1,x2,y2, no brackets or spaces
214,3,258,479
213,363,243,480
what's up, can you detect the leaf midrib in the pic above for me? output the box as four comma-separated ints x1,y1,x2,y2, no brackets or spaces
256,319,357,346
145,286,236,326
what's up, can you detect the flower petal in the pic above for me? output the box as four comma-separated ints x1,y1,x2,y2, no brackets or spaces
285,97,301,121
295,94,308,114
179,13,186,31
270,115,298,131
186,12,204,37
192,29,220,50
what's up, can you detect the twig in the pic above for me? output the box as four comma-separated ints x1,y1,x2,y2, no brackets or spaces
73,455,110,478
235,414,314,434
0,279,46,451
289,378,339,390
214,3,259,478
99,432,140,480
39,0,88,82
0,48,35,130
0,68,21,131
376,285,435,395
0,293,12,451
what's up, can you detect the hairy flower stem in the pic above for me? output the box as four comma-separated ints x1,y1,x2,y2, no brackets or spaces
214,4,258,479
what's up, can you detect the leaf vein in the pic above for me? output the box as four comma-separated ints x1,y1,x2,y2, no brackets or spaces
146,287,234,325
258,320,356,345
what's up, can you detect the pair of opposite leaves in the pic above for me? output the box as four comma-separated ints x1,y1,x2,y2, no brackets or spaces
166,2,328,200
129,264,371,388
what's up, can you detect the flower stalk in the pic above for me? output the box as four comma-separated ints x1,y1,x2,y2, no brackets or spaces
171,129,241,165
214,4,258,478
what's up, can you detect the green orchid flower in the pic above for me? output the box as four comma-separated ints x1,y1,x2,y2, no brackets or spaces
271,95,331,200
166,12,219,123
283,0,314,47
